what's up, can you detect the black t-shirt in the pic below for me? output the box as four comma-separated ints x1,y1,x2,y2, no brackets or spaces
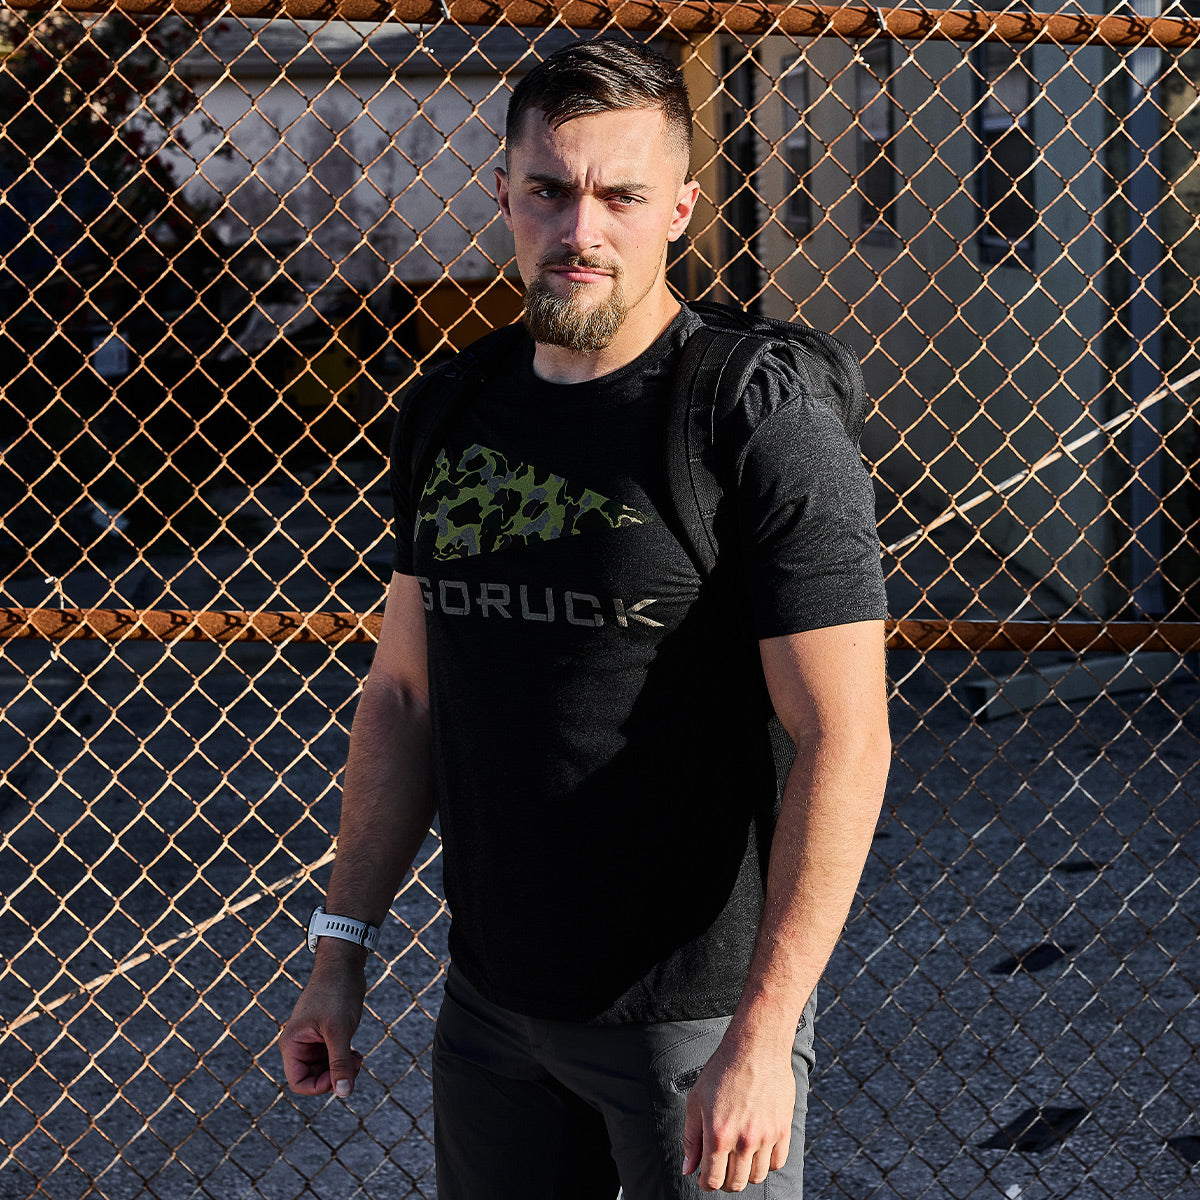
390,309,887,1023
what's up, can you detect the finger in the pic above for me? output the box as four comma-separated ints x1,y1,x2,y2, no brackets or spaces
770,1129,791,1172
681,1096,704,1177
720,1145,754,1193
747,1147,772,1186
280,1028,331,1094
698,1142,730,1193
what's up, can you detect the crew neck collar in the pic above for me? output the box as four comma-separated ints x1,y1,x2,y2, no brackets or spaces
517,307,703,406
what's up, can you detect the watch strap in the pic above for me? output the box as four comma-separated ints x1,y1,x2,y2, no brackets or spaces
307,905,381,954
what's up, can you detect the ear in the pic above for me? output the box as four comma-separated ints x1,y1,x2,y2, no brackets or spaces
667,179,701,243
496,167,513,231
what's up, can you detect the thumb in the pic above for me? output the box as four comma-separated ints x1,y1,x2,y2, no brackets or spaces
681,1096,703,1176
329,1042,363,1099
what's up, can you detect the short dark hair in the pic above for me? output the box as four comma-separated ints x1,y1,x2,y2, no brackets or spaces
506,38,693,167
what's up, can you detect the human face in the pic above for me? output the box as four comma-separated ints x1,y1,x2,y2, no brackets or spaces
496,106,698,365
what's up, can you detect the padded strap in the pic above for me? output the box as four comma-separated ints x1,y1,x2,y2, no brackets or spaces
666,323,774,580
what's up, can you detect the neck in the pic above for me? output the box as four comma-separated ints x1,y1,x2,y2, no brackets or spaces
532,293,682,385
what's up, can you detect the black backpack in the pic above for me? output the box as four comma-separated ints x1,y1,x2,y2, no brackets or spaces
395,298,867,586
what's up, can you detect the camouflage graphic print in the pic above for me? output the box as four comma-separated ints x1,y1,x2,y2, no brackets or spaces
417,443,649,561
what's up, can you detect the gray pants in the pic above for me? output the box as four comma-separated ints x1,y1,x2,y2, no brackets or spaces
432,968,817,1200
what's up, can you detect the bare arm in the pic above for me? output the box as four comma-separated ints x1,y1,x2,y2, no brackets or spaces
684,619,891,1191
280,572,437,1098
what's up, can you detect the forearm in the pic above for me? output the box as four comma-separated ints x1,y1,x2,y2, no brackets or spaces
682,623,888,1187
730,725,890,1048
281,573,432,1097
315,672,436,970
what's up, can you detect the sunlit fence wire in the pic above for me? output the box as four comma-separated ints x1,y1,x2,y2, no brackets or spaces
1,3,1198,1197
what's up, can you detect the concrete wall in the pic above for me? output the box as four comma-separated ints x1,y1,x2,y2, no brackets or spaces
1158,49,1200,616
170,20,542,293
753,33,1119,614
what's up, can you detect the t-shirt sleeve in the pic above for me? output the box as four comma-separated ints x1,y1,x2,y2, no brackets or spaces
734,375,888,640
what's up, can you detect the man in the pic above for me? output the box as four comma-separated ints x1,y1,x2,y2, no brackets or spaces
281,37,890,1198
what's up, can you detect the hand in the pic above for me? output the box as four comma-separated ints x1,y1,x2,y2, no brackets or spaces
279,958,367,1098
681,1028,797,1192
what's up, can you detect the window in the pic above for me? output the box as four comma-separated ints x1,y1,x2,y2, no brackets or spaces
855,42,897,239
977,44,1036,262
781,55,812,235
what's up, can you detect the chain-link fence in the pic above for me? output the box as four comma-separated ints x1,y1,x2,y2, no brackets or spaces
1,2,1198,1197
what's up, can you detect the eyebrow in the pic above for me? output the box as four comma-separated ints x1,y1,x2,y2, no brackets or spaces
523,172,653,196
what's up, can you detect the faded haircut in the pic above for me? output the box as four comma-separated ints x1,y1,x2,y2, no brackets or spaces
505,38,693,171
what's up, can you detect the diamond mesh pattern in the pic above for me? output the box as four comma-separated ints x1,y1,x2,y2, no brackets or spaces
1,4,1198,1198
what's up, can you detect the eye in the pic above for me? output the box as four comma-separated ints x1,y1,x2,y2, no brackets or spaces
608,194,642,207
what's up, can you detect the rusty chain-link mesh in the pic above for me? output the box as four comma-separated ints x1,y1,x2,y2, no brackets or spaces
1,2,1198,1197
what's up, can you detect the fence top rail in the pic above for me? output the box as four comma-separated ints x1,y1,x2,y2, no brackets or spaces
4,608,1200,653
5,0,1198,49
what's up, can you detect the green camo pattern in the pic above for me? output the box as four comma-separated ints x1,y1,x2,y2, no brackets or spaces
417,443,648,561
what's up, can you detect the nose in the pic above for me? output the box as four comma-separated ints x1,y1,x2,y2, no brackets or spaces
561,196,604,254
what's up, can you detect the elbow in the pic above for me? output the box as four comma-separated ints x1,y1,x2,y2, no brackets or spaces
864,723,892,796
359,670,431,731
837,720,891,796
790,710,891,795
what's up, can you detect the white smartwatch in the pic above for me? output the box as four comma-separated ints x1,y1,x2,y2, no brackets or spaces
307,905,381,954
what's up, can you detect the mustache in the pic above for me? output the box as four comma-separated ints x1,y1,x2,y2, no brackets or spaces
536,253,621,275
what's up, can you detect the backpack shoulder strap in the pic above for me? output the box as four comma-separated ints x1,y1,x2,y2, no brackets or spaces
665,316,775,581
667,311,801,802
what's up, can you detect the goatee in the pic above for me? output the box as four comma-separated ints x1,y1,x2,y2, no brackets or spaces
522,259,627,355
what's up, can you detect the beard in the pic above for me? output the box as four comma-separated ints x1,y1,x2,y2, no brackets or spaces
522,256,627,355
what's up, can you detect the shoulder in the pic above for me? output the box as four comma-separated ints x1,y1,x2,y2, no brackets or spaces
405,321,531,387
729,354,865,480
738,345,819,426
394,322,531,425
684,302,867,452
441,321,531,381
